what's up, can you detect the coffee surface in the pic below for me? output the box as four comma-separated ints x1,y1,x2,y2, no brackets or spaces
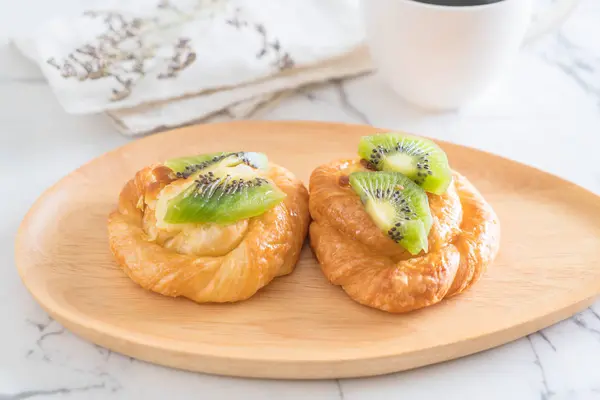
411,0,504,6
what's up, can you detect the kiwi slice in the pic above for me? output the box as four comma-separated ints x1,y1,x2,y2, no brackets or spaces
349,171,432,255
165,152,268,179
358,133,452,195
162,164,285,225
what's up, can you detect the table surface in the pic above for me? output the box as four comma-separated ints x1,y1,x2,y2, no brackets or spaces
1,0,600,399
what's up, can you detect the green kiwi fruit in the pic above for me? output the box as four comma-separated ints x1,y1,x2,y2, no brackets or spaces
165,152,268,179
358,133,452,195
349,171,432,255
162,163,285,225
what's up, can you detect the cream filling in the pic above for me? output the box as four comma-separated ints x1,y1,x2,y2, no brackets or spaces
144,163,267,257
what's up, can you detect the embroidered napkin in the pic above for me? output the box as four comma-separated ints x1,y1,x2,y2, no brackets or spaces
14,0,372,136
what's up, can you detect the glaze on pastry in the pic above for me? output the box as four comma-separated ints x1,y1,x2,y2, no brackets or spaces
309,133,500,313
108,152,309,303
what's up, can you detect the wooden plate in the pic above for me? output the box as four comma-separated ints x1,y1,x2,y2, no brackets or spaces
15,121,600,379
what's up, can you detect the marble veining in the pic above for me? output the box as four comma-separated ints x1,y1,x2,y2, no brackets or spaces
1,384,108,400
331,79,372,125
1,0,600,399
527,335,553,400
537,32,600,109
336,380,345,400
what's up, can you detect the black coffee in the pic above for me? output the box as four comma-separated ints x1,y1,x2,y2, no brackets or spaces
412,0,503,5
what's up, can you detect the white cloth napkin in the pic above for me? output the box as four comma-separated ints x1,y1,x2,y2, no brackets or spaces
14,0,373,135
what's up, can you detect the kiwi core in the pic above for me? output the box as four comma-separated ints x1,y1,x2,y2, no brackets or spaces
384,153,417,175
365,200,396,230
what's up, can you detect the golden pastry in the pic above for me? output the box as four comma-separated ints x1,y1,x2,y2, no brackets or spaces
108,152,309,303
309,133,500,313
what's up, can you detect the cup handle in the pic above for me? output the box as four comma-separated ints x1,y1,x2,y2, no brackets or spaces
524,0,580,44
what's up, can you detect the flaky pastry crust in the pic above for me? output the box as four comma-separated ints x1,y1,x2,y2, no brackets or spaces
309,159,500,313
108,163,309,303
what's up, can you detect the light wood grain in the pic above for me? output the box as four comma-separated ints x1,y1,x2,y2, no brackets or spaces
14,121,600,379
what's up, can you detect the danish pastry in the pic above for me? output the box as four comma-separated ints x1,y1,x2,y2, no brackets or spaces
309,133,500,313
108,152,309,303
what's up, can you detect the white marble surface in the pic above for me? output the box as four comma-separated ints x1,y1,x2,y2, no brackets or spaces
1,1,600,399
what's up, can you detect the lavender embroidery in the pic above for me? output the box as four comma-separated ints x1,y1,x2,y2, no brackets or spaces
226,9,294,71
46,1,294,103
157,38,197,79
46,2,198,102
254,24,294,70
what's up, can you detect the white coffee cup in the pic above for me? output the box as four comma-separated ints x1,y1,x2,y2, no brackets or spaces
360,0,580,110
